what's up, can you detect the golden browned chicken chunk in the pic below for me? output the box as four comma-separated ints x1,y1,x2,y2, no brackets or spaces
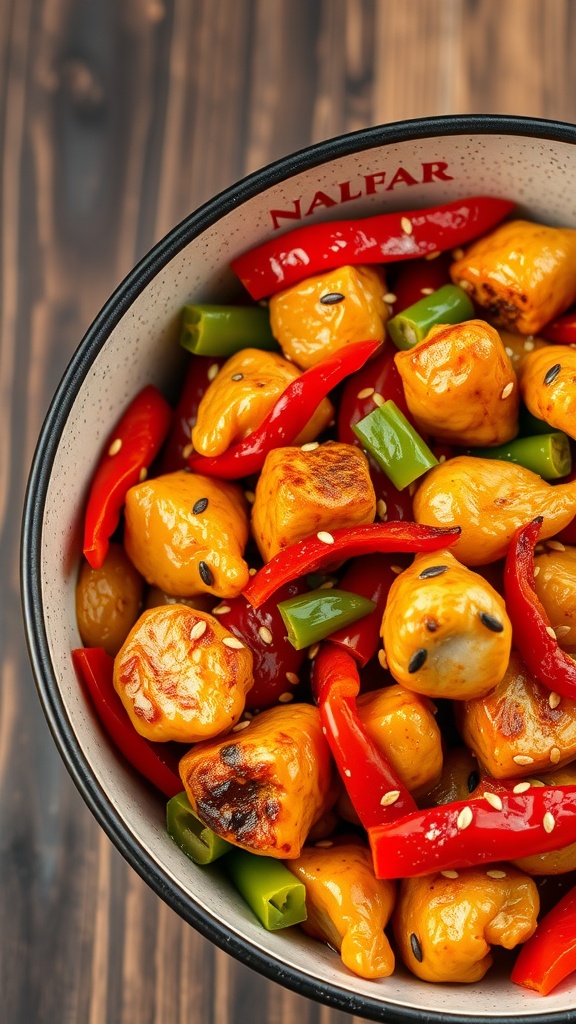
124,470,250,599
394,867,539,983
179,703,335,858
413,456,576,565
496,329,547,374
381,550,512,699
419,746,480,808
450,219,576,335
394,320,518,446
191,348,333,456
511,763,576,875
533,543,576,650
519,344,576,441
114,604,253,743
456,650,576,778
76,543,144,656
287,837,396,979
269,265,388,369
357,685,443,797
251,441,376,562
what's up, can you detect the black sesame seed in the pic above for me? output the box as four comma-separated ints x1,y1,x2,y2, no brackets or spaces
467,770,480,793
410,933,423,963
408,648,427,673
479,611,504,633
192,497,209,515
320,292,345,305
231,373,244,381
198,560,214,586
544,363,561,386
418,564,448,579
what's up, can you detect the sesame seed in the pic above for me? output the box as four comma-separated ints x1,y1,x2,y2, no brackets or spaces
441,869,459,878
486,869,507,879
401,216,413,235
198,561,214,587
285,672,299,686
425,250,441,260
418,564,448,580
357,387,375,400
513,782,531,794
408,648,427,673
182,443,194,459
505,347,514,357
554,624,571,638
378,649,388,670
550,747,562,764
410,933,423,962
524,339,535,352
258,625,273,645
546,626,557,640
108,438,122,456
383,292,397,304
458,279,471,291
231,373,244,381
547,540,566,552
222,636,244,649
483,791,503,811
372,393,385,407
543,811,556,834
544,363,562,386
139,467,148,482
501,382,514,400
314,839,334,848
380,790,401,807
249,567,257,576
513,754,534,765
376,499,388,520
301,442,320,453
344,768,352,777
479,611,504,633
391,565,404,575
438,454,446,463
190,620,207,640
533,566,541,577
308,643,320,660
192,497,209,515
317,531,334,544
232,720,251,732
528,779,546,787
320,292,345,305
457,806,473,830
549,691,561,709
420,287,434,295
318,580,335,589
244,490,256,504
207,363,220,381
452,247,464,260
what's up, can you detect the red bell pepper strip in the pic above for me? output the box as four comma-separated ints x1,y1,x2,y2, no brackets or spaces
160,355,226,473
231,196,515,300
503,516,576,701
540,308,576,345
511,884,576,996
369,786,576,879
72,647,182,798
312,642,417,829
327,554,399,667
210,579,309,710
187,338,381,480
390,252,452,312
83,385,172,570
243,521,461,609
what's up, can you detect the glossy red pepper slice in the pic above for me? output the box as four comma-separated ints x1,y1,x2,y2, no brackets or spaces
369,786,576,879
187,338,381,480
327,554,399,667
83,385,172,569
243,521,461,609
390,252,452,312
160,355,226,473
72,647,182,798
312,643,417,829
511,884,576,995
231,196,515,300
504,516,576,700
540,308,576,345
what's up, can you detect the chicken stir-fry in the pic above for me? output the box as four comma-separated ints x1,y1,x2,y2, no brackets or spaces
74,197,576,994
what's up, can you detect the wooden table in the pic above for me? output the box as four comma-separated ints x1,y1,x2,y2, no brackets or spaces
4,2,576,1021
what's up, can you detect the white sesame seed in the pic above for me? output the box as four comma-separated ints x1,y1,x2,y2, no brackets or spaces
182,443,194,459
314,840,333,848
550,747,562,764
554,625,571,638
513,754,534,765
524,338,535,352
452,248,464,260
501,382,514,400
373,393,385,407
486,869,507,879
505,347,514,357
378,649,388,670
244,490,256,504
441,869,459,878
278,691,294,703
547,540,566,552
543,811,556,834
513,782,531,794
383,293,397,304
457,806,473,830
139,467,148,482
317,531,334,544
308,643,320,660
301,442,319,452
232,720,251,732
285,672,299,686
377,499,388,520
380,790,401,807
249,567,257,576
391,565,404,575
549,691,561,709
400,216,413,235
258,625,273,645
357,387,375,400
190,620,207,640
108,438,122,456
207,363,220,381
420,287,434,295
222,637,244,649
458,279,471,291
344,768,352,777
438,454,446,463
533,566,541,577
213,605,231,615
546,626,557,640
483,791,503,811
425,250,441,260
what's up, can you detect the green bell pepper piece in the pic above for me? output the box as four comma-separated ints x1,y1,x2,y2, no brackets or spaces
180,304,278,356
167,791,232,865
353,399,438,490
225,848,307,930
468,432,572,480
278,588,376,651
387,283,474,350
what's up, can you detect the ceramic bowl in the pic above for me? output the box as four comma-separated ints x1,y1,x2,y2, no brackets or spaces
22,114,576,1023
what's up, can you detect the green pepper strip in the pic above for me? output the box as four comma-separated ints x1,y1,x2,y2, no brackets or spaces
167,792,232,865
386,283,474,350
468,432,572,480
224,849,307,930
352,399,438,490
180,304,278,357
277,588,376,651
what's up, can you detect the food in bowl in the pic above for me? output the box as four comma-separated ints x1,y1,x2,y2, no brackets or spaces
70,192,576,997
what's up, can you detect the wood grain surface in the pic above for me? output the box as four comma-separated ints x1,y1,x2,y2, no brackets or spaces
4,1,576,1022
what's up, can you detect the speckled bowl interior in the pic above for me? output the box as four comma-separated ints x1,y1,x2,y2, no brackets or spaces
22,115,576,1023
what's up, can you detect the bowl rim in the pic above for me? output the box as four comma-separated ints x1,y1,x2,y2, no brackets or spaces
21,113,576,1023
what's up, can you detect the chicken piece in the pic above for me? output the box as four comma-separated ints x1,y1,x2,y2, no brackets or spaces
511,763,576,875
532,543,576,650
394,320,518,446
418,747,480,808
456,650,576,778
286,837,396,980
413,456,576,565
76,543,144,656
381,550,511,700
450,219,576,335
179,703,335,858
357,685,443,797
394,867,539,984
124,470,249,599
251,441,376,562
191,348,334,457
113,604,253,743
269,265,388,370
520,344,576,441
